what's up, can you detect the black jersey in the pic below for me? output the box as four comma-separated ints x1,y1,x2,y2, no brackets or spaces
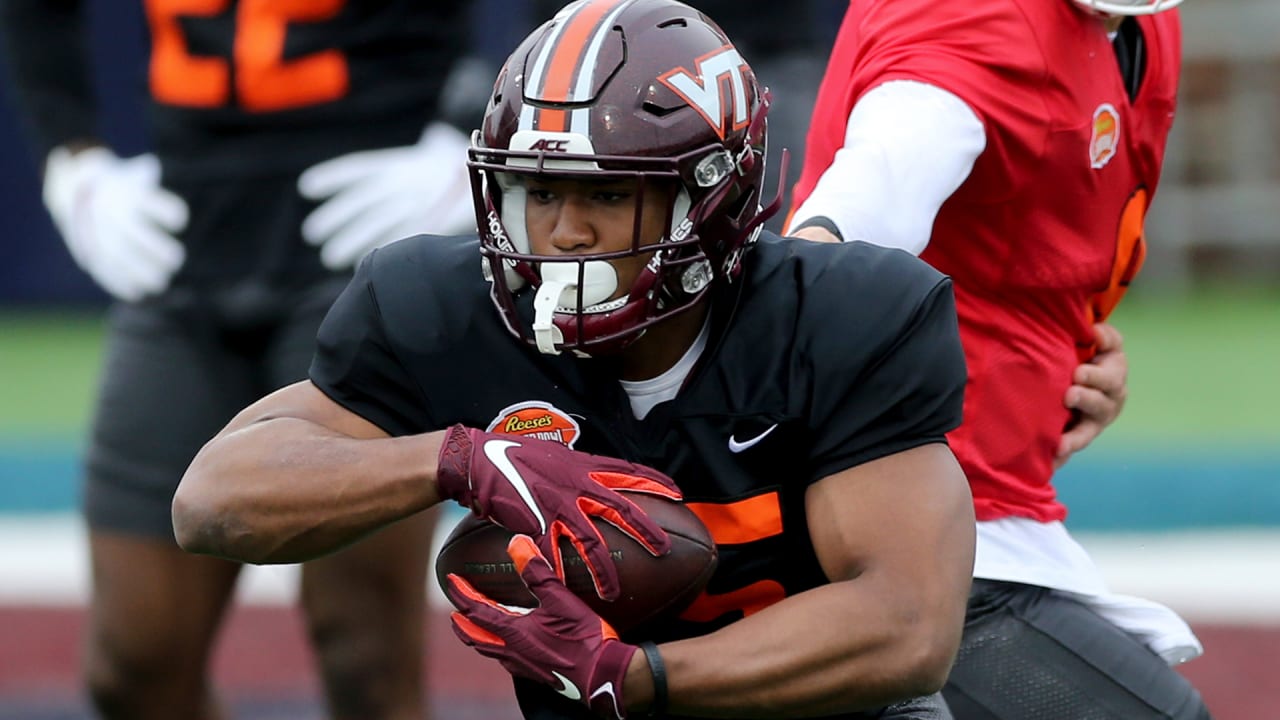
313,231,965,635
312,232,965,718
0,0,464,177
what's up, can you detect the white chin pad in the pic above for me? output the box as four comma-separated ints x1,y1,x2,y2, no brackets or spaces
540,261,618,309
530,262,619,355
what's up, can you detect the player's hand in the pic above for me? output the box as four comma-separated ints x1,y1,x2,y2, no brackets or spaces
43,147,188,301
297,121,475,270
435,424,681,600
1057,322,1128,469
447,535,640,720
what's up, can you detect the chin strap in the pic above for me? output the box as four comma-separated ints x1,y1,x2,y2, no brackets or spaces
532,278,570,355
532,261,620,355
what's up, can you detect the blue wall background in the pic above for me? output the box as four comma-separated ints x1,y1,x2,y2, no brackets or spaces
0,0,149,305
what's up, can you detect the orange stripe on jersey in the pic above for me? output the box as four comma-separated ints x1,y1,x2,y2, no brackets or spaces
685,492,782,545
679,579,785,622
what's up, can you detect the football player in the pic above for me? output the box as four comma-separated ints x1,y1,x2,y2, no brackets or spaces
173,1,977,718
0,1,476,717
786,0,1211,717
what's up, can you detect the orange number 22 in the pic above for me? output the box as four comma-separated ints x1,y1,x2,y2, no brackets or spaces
145,0,348,112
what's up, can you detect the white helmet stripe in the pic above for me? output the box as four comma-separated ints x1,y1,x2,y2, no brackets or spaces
519,0,640,134
568,1,635,134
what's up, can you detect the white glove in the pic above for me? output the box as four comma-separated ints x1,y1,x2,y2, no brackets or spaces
298,122,476,270
43,147,188,302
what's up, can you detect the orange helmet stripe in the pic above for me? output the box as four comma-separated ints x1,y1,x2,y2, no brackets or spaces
526,0,633,133
541,0,620,102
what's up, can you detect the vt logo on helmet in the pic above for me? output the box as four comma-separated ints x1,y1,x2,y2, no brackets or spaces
466,0,781,357
658,46,752,140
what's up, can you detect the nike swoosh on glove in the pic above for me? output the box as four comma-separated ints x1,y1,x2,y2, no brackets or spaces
448,535,641,720
43,147,188,301
435,423,681,601
297,121,475,270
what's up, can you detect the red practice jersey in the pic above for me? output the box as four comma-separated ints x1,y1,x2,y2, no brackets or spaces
792,0,1182,522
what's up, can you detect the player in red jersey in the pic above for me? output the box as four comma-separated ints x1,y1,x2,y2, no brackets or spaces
787,0,1211,717
0,1,475,718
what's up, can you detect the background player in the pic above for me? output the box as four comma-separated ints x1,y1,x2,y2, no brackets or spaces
786,0,1212,716
0,1,478,717
171,1,977,717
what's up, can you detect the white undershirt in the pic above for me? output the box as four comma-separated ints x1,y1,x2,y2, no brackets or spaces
786,80,986,253
790,79,1202,664
618,318,709,420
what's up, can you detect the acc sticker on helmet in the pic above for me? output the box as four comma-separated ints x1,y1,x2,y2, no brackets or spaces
486,401,582,448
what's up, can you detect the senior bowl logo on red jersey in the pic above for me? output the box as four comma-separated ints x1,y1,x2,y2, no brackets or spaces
1090,103,1121,169
487,401,582,448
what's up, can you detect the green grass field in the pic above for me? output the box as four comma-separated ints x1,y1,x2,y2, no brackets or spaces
1102,285,1280,447
0,312,104,437
2,285,1278,446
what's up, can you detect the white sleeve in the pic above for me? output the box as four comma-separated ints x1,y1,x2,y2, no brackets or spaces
787,80,986,256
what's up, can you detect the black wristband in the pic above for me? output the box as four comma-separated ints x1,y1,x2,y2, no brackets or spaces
638,641,668,718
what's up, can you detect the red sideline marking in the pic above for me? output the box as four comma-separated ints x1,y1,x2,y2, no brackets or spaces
0,608,1275,718
0,605,518,702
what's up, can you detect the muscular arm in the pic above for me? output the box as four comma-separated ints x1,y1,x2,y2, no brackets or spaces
173,380,447,565
0,0,99,159
629,442,975,716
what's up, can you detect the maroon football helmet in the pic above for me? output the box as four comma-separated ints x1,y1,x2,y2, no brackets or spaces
468,0,780,356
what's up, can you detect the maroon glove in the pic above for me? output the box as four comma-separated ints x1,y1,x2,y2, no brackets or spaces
447,535,640,720
435,423,682,600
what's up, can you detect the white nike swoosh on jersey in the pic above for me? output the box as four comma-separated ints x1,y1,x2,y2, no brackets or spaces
482,439,547,534
728,423,778,453
553,671,582,701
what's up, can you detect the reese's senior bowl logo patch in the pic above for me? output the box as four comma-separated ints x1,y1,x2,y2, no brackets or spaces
1090,103,1121,169
486,401,581,448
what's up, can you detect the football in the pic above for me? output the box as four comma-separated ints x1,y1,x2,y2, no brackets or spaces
435,493,717,634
